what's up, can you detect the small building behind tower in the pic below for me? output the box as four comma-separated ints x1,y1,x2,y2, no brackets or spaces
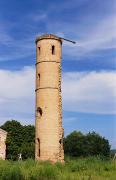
0,128,7,160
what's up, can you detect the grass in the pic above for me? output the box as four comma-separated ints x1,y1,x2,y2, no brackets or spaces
0,157,116,180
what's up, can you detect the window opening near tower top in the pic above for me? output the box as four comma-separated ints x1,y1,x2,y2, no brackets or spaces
52,45,55,55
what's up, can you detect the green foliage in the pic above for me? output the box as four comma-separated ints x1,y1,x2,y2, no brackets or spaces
0,157,116,180
64,131,111,157
1,120,111,160
1,120,35,160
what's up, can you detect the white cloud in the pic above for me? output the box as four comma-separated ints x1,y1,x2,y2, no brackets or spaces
0,36,36,62
78,15,116,51
62,71,116,114
0,66,35,125
0,22,40,62
63,14,116,57
0,6,115,62
30,13,47,22
0,67,116,126
0,23,14,46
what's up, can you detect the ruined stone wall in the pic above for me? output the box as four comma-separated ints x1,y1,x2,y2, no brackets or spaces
58,63,64,162
0,129,7,160
35,34,64,163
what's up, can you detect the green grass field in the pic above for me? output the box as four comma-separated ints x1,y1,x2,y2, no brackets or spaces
0,157,116,180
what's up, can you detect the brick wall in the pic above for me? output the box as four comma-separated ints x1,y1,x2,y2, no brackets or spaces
0,129,7,160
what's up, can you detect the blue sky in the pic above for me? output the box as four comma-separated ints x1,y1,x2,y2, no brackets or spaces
0,0,116,149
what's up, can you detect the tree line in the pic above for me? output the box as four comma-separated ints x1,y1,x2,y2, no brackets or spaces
64,131,110,157
1,120,111,160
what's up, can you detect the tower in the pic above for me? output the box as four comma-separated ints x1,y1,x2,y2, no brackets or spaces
35,34,64,163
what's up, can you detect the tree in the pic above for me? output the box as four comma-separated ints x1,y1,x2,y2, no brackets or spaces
64,131,110,157
85,132,110,157
1,120,35,160
20,125,35,159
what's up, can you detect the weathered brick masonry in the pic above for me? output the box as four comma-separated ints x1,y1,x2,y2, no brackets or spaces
0,128,7,160
35,34,64,163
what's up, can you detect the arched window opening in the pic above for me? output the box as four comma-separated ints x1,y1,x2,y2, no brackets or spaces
52,45,55,55
38,73,40,87
37,107,42,117
37,138,40,157
38,47,40,54
59,139,62,144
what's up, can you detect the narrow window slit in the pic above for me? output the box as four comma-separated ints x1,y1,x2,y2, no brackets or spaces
38,47,40,54
37,138,40,157
38,73,40,87
52,45,55,55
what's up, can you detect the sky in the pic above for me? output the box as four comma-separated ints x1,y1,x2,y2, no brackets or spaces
0,0,116,149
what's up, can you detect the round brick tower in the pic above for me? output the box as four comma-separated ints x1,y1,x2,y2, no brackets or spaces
35,34,64,163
